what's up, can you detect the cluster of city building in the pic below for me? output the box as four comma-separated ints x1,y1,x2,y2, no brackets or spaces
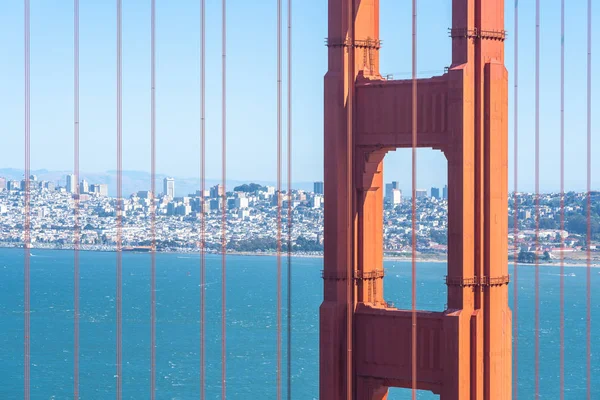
0,175,597,260
0,174,108,197
384,181,448,205
0,175,324,254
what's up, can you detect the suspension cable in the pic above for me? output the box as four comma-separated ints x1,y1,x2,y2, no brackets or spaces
74,0,80,397
534,1,540,398
411,0,418,398
150,0,157,397
586,1,592,398
277,0,283,397
24,1,31,398
221,0,227,396
200,0,207,398
559,0,565,398
512,1,519,397
116,0,123,398
286,0,293,398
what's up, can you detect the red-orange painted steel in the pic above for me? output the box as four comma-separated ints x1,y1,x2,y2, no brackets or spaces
200,0,207,399
277,1,283,398
512,1,519,398
73,1,80,397
410,1,418,399
24,2,31,398
559,1,565,399
534,2,540,398
286,1,293,398
586,2,592,398
321,1,512,398
116,2,123,398
221,1,227,397
150,0,157,397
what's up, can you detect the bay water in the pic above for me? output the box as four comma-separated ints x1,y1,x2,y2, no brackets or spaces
0,248,598,399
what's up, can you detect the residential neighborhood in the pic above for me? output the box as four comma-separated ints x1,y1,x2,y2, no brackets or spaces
0,175,598,263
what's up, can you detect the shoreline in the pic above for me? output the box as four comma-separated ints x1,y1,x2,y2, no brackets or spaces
3,243,599,267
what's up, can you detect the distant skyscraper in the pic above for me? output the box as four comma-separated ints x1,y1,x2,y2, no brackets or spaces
210,184,224,198
66,174,76,193
431,187,440,199
0,177,6,191
137,190,152,199
415,189,427,198
385,181,400,203
235,197,249,209
163,177,175,198
391,189,402,205
195,189,210,198
443,184,448,200
314,181,324,195
312,196,322,209
80,179,89,194
98,184,109,197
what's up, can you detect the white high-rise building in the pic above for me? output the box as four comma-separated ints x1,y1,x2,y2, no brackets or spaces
385,181,400,203
235,197,249,209
312,196,323,209
163,177,175,198
80,179,89,194
391,189,402,205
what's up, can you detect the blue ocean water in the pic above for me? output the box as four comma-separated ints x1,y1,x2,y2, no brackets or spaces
0,248,598,399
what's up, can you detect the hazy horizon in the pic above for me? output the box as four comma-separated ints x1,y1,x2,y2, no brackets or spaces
0,166,596,196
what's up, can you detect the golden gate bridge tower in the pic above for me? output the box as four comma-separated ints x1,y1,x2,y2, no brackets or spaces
321,0,511,398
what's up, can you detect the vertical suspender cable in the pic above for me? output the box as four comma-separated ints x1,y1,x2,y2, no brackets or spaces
559,0,565,398
277,0,283,397
116,0,123,398
150,0,157,398
74,0,81,398
200,0,206,398
221,0,227,397
586,1,592,398
411,0,418,398
345,1,355,399
286,0,292,398
512,1,519,398
23,1,31,398
534,0,540,398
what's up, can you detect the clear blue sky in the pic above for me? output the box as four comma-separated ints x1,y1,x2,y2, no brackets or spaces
0,1,597,194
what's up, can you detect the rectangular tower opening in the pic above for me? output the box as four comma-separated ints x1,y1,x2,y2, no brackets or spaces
387,387,439,400
382,148,447,312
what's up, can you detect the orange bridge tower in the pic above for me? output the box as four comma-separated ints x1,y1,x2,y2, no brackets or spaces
320,0,511,399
